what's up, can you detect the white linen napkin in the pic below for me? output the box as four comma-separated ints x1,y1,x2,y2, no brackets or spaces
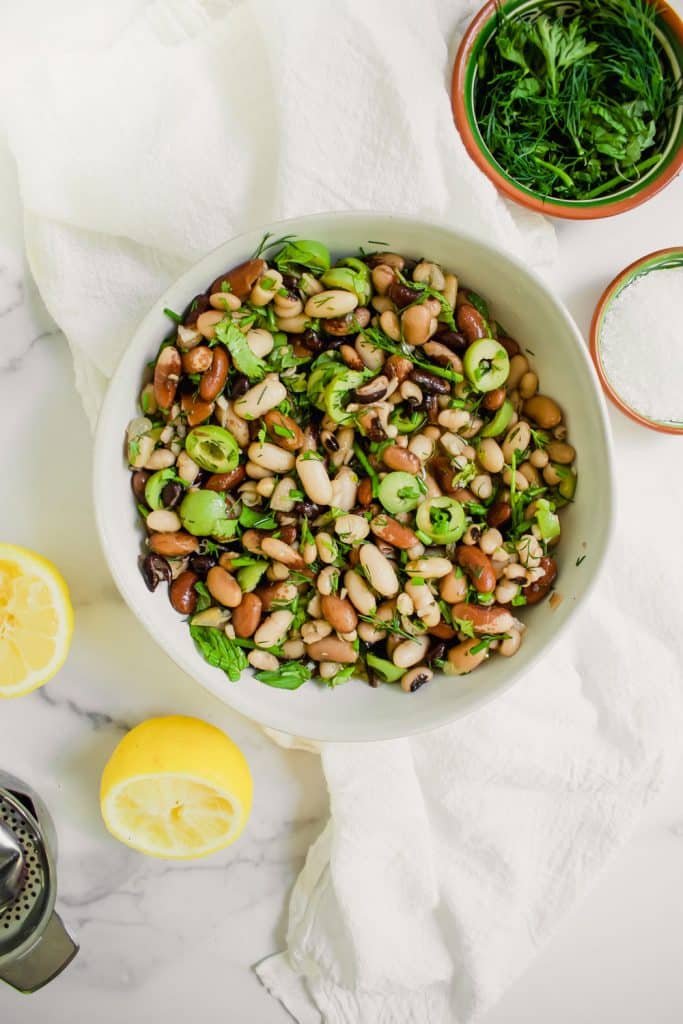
3,2,682,1022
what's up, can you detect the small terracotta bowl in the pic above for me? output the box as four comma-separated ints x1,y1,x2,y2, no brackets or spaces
452,0,683,220
590,247,683,434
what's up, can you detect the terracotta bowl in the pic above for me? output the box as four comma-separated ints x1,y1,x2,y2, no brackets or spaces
452,0,683,220
590,247,683,433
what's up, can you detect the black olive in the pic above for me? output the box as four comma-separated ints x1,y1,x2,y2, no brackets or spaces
131,470,150,503
188,553,217,576
139,554,172,592
160,481,183,509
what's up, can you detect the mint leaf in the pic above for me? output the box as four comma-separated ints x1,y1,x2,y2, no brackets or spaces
189,625,248,682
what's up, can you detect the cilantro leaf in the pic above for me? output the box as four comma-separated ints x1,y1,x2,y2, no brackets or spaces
214,320,267,381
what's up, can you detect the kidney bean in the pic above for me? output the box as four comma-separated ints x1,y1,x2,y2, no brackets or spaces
431,455,459,496
160,481,184,509
498,335,521,356
210,258,267,300
149,531,199,556
433,326,467,351
451,602,516,634
387,281,420,308
188,553,217,575
199,346,229,402
204,466,247,492
523,395,562,428
456,547,497,593
409,368,450,395
523,556,558,605
154,346,182,410
355,478,373,507
181,392,215,426
456,304,487,343
279,524,297,546
487,501,512,529
131,470,150,503
300,328,324,353
382,445,420,474
369,514,419,550
139,553,172,592
183,293,211,328
321,594,358,633
232,593,263,637
169,570,199,614
182,346,213,374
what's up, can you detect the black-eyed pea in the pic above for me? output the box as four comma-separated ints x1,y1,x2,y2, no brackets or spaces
463,524,481,546
401,666,433,693
495,579,519,604
519,371,538,399
506,354,529,390
477,437,504,474
471,474,493,501
479,528,503,556
248,650,279,671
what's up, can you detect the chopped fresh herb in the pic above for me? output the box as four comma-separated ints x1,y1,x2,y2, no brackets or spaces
470,634,506,656
576,554,587,567
194,581,212,612
511,593,527,606
190,625,248,682
454,617,476,639
256,661,311,690
214,319,267,381
136,502,148,519
327,664,355,688
163,307,183,324
239,506,277,530
272,423,295,439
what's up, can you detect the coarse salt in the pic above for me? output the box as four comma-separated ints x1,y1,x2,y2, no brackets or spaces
599,266,683,424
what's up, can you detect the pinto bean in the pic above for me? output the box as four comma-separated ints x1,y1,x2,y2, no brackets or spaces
206,566,242,608
210,258,267,300
456,547,497,593
261,536,306,569
402,305,432,346
306,636,357,664
446,638,490,675
451,602,516,634
254,609,294,649
456,304,487,342
263,410,304,451
382,445,420,474
149,531,199,556
182,346,213,373
232,593,263,637
384,355,414,382
523,556,558,605
169,570,199,614
321,595,358,633
154,346,182,410
482,388,506,411
199,346,229,402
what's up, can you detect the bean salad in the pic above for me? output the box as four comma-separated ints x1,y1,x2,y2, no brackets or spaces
126,236,577,693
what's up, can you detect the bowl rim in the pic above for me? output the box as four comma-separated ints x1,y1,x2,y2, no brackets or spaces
589,245,683,434
93,210,615,741
451,0,683,221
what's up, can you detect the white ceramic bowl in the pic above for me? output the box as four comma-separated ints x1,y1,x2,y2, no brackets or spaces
94,213,614,742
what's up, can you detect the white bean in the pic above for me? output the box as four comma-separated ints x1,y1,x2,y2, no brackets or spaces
253,610,294,649
499,630,522,657
176,450,200,483
479,528,503,555
344,570,377,616
392,635,430,669
214,396,250,447
270,476,298,512
359,544,399,597
317,566,339,597
495,579,519,604
305,290,358,319
405,557,452,579
248,650,279,671
471,474,493,500
248,441,295,474
355,335,385,370
477,438,504,474
334,514,369,543
144,448,175,470
329,466,358,511
234,374,287,420
246,328,275,357
296,454,333,505
316,532,338,565
146,509,181,532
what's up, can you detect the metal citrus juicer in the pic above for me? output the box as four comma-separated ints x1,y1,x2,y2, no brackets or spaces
0,772,78,992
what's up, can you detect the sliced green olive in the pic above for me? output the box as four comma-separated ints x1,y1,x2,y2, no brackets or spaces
144,468,177,510
275,239,330,274
237,561,268,592
390,409,427,434
179,490,238,538
463,339,510,393
323,369,367,424
534,498,560,541
185,425,239,473
415,497,466,544
378,471,425,514
322,261,371,304
366,653,404,683
480,399,514,437
555,465,577,501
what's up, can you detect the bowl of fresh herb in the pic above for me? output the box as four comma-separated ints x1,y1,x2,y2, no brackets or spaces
452,0,683,218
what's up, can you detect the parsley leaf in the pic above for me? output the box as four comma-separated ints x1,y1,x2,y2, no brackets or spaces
214,320,267,381
190,625,248,682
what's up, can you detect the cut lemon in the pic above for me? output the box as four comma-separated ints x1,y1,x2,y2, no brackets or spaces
100,716,253,859
0,543,73,698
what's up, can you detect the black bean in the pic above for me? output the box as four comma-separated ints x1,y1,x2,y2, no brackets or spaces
281,273,299,291
410,369,450,395
131,470,150,503
301,329,324,353
231,374,250,398
433,326,468,352
427,641,447,667
139,554,172,592
161,481,183,509
188,553,217,576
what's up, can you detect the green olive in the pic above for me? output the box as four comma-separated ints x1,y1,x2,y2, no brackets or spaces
185,425,239,473
144,468,177,510
463,339,510,393
322,261,371,304
179,490,238,538
415,497,466,544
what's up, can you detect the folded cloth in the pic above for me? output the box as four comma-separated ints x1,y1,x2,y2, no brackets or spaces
3,2,682,1022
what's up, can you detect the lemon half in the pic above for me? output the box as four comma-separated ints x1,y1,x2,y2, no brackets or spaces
0,543,74,698
100,716,253,859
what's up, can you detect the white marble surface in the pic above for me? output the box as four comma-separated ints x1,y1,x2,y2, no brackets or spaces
1,130,683,1024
